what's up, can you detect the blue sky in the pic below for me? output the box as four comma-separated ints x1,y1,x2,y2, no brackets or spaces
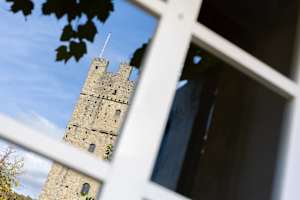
0,0,156,198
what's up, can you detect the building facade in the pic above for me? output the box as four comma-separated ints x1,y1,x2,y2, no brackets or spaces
39,58,135,200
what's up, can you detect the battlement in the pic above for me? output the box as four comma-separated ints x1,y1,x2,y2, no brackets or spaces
91,57,109,73
90,58,133,80
82,58,135,103
118,63,133,80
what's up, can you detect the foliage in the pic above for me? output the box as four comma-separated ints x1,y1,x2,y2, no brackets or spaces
5,0,33,16
5,0,114,63
0,148,23,194
0,148,30,200
0,191,32,200
5,0,221,76
103,144,113,160
85,197,95,200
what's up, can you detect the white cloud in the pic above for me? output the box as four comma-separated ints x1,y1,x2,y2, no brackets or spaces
16,111,64,139
15,151,52,199
0,112,64,199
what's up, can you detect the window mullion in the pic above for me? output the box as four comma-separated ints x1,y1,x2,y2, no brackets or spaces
192,22,298,99
276,15,300,200
144,182,191,200
129,0,167,17
0,114,110,182
100,0,203,200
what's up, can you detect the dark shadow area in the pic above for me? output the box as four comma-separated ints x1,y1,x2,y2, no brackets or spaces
198,0,299,78
152,43,288,200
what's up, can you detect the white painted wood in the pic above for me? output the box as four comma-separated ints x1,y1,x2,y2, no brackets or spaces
0,0,298,199
274,98,300,200
130,0,166,17
100,0,202,199
275,12,300,200
0,114,110,182
192,22,298,99
144,182,191,200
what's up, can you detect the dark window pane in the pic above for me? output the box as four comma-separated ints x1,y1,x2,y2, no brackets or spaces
152,43,288,200
198,0,299,78
88,144,96,153
81,183,90,196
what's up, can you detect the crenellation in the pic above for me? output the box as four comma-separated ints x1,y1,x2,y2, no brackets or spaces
40,58,135,200
118,63,133,80
82,58,108,94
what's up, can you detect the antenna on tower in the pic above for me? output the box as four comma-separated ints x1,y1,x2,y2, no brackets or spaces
99,32,111,58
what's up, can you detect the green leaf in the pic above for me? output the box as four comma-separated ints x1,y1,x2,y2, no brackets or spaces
95,0,114,22
130,42,148,68
79,0,114,22
42,0,65,18
56,45,71,63
6,0,34,16
77,20,97,42
60,24,75,41
69,41,87,61
42,0,79,21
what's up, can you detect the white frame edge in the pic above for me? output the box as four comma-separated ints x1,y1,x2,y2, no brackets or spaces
0,0,298,199
0,114,110,182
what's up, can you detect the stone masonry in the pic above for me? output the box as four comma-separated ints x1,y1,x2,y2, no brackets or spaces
39,58,135,200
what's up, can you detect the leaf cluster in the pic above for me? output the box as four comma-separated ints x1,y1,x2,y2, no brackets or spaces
0,191,32,200
0,148,24,194
5,0,114,63
103,144,113,160
5,0,34,16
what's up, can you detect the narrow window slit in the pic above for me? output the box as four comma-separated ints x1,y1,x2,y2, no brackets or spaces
88,144,96,153
81,183,90,196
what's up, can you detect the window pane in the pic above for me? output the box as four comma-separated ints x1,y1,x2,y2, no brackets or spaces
0,0,158,199
0,138,102,200
81,183,91,196
152,43,288,200
198,0,299,79
88,144,96,153
0,0,157,158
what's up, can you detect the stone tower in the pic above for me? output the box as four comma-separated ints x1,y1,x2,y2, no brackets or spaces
39,58,135,200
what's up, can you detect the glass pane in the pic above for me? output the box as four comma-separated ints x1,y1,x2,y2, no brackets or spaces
198,0,299,79
0,0,157,199
0,1,156,157
151,43,288,200
0,138,101,199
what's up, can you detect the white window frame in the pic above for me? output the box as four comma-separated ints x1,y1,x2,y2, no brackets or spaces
0,0,299,199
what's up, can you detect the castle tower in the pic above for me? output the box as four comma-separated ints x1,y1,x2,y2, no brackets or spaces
39,58,135,200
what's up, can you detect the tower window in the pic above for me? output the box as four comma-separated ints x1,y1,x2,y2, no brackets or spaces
88,144,96,153
112,90,117,95
81,183,90,196
115,109,121,117
95,66,98,69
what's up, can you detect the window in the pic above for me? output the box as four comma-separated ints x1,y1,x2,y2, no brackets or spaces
81,183,90,196
115,109,121,117
112,90,117,95
0,1,298,200
88,144,96,153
